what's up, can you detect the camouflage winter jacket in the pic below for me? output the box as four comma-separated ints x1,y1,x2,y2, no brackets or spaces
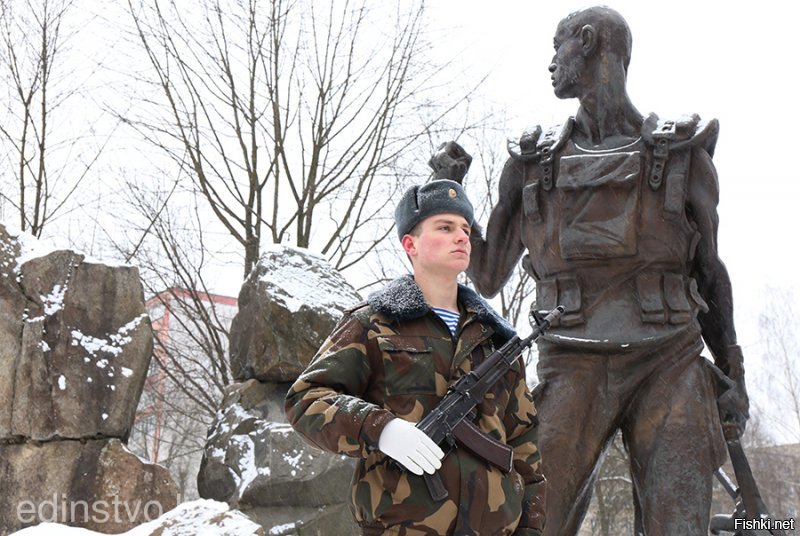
285,275,546,536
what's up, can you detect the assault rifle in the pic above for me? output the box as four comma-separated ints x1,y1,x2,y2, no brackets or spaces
416,305,564,501
710,456,788,536
706,361,787,536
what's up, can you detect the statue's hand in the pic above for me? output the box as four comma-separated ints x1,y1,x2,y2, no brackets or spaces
429,141,472,184
717,377,750,441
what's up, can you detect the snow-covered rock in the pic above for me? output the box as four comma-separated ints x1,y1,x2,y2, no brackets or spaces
0,223,177,534
197,380,357,535
228,245,362,383
199,246,361,533
0,224,153,440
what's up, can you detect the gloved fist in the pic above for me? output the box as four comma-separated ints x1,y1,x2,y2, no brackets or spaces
428,141,472,184
378,418,444,475
715,345,751,441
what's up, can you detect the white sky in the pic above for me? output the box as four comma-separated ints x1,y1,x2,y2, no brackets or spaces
425,1,800,441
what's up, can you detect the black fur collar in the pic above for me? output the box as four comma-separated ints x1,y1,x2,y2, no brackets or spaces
367,274,516,343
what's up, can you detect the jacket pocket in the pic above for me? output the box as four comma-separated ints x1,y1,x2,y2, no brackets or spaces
535,275,584,327
377,336,436,395
556,151,643,260
635,272,709,325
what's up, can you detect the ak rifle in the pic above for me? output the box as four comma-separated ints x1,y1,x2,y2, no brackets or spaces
416,306,564,501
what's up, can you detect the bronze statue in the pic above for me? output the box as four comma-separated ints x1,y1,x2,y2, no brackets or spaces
432,6,750,535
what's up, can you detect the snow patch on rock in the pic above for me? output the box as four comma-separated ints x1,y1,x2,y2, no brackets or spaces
257,244,361,315
41,284,67,315
3,224,61,270
70,314,147,358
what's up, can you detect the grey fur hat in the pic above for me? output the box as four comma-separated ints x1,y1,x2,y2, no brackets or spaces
394,179,474,239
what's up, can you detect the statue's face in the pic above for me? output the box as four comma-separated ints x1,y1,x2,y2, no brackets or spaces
549,21,587,100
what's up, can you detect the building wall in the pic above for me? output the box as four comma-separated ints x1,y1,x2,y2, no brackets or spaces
130,288,238,502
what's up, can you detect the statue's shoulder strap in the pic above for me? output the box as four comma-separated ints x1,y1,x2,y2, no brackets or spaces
508,118,574,191
507,118,574,162
641,113,720,189
641,113,720,155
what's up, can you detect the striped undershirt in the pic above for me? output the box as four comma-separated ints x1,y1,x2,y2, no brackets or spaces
431,306,460,336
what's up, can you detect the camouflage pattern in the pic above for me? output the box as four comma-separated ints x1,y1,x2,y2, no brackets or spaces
285,276,545,536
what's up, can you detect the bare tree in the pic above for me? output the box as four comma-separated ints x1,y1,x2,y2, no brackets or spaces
124,182,235,395
757,286,800,443
0,0,107,237
114,0,489,495
121,184,238,500
585,434,636,536
121,0,477,279
463,119,536,328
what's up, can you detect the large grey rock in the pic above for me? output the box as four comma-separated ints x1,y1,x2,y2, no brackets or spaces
0,224,178,535
0,225,152,441
228,246,361,382
198,380,357,533
244,504,354,536
0,438,178,535
0,225,24,439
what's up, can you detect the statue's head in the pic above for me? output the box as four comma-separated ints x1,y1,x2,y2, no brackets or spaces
550,6,632,99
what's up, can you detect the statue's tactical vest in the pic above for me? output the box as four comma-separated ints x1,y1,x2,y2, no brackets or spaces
511,114,719,348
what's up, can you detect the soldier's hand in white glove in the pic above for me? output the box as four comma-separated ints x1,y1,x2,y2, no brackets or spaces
378,418,444,475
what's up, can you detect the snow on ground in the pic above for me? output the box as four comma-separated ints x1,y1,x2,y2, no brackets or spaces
9,499,263,536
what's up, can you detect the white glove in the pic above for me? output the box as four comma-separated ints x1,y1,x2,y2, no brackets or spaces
378,418,444,476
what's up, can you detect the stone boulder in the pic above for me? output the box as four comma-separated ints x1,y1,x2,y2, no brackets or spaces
0,224,25,439
0,224,178,535
0,439,177,534
198,380,357,534
228,245,361,382
0,225,152,441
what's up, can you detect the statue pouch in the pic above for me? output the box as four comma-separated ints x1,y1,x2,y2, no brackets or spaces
556,151,642,260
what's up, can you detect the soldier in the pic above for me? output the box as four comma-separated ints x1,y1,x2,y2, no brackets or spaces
432,6,750,536
285,179,546,536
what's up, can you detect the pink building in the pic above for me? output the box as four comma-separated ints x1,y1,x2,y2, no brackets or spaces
132,287,238,500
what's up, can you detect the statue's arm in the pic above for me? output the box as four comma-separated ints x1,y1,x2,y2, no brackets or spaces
467,157,526,298
686,147,738,364
687,146,750,435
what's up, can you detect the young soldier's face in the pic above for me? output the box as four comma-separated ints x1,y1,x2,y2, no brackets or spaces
403,213,471,277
